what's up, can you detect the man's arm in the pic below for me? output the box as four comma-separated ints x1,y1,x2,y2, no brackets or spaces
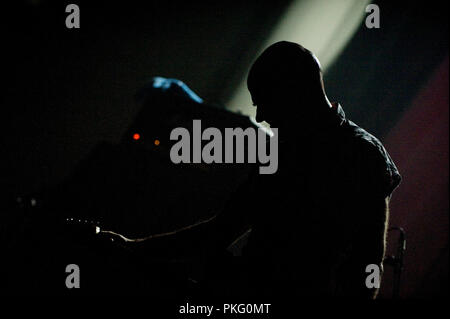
334,195,390,298
333,137,400,298
99,168,257,258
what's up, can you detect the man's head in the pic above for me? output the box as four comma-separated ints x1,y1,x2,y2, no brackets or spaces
247,41,327,126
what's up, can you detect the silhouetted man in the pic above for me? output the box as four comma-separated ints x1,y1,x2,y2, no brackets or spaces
107,41,401,298
238,41,401,297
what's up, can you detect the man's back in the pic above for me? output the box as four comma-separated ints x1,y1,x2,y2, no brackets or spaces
240,102,401,296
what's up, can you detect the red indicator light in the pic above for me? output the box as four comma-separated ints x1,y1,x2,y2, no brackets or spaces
133,133,140,140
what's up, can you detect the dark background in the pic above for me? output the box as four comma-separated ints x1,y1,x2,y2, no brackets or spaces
2,0,448,297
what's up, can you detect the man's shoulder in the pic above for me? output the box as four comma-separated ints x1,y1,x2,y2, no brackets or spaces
339,120,402,196
344,121,382,153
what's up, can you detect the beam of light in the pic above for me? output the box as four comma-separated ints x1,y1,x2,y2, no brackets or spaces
226,0,370,119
